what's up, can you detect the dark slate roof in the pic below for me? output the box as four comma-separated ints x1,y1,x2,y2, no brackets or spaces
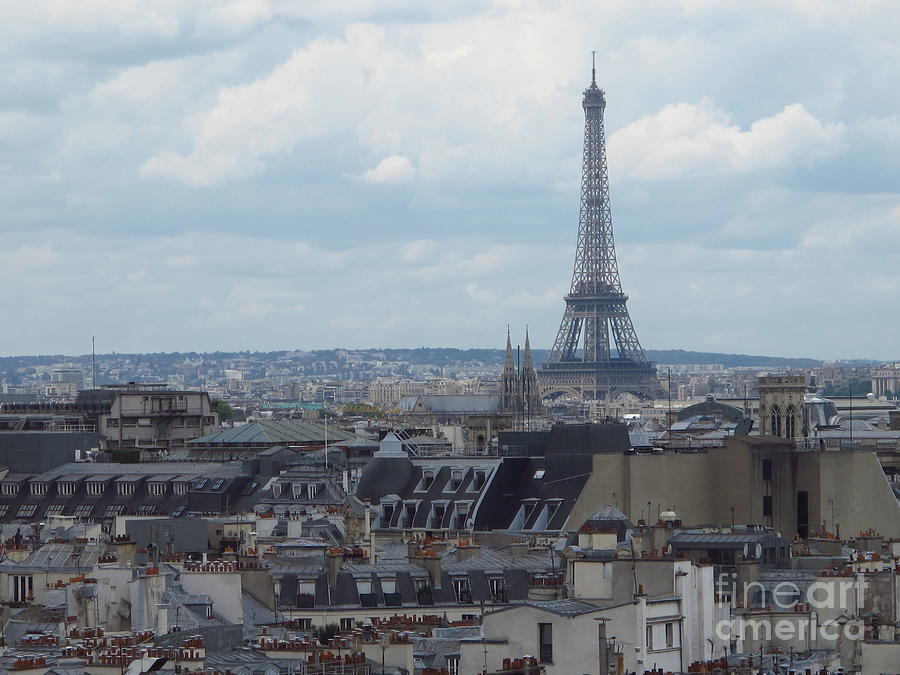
669,531,790,550
0,461,265,524
473,454,591,531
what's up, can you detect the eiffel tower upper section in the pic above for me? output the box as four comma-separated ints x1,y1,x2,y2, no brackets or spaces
539,61,662,400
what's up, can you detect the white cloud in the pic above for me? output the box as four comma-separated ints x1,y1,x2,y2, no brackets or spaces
609,99,845,180
360,155,416,184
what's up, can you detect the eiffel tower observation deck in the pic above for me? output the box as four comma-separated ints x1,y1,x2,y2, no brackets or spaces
539,60,663,401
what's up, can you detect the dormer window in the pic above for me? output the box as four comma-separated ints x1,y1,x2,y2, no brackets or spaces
30,482,47,496
173,482,188,496
431,503,447,528
455,502,470,530
522,500,538,523
117,482,135,496
404,501,418,527
86,482,105,496
449,470,463,491
58,482,76,496
473,471,486,490
381,502,395,527
1,483,18,496
148,482,166,496
422,470,435,490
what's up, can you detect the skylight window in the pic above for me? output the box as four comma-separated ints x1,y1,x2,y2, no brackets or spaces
533,469,546,479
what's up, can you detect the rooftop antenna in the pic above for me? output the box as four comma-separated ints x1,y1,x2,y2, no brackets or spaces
591,50,596,86
91,336,96,389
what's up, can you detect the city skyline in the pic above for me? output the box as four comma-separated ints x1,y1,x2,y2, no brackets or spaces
3,2,900,359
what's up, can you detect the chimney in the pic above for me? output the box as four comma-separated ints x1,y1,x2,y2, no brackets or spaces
412,548,442,588
327,548,344,588
455,541,480,563
112,536,138,566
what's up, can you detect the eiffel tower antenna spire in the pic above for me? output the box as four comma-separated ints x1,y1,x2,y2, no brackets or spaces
539,63,662,401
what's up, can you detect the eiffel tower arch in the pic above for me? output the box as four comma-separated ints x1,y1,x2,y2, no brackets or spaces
539,61,664,401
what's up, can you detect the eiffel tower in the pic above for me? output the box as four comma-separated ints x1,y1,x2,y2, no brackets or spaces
539,59,662,401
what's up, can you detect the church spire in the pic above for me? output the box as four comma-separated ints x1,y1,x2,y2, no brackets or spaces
523,326,534,370
500,326,518,413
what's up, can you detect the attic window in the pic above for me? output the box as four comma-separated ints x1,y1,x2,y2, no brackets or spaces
422,470,435,490
533,469,546,480
449,470,463,491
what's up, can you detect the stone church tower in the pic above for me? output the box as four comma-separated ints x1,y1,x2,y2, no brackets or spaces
521,329,542,416
758,375,806,438
500,329,543,417
500,330,519,412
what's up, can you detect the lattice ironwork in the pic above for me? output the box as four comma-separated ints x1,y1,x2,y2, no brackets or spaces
540,62,662,400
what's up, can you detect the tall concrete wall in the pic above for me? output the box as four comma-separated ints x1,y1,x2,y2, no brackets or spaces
566,438,900,539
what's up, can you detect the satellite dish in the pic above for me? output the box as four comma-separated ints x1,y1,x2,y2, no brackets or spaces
755,543,763,559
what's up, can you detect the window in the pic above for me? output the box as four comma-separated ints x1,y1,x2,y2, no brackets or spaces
763,495,773,518
770,405,782,437
489,577,506,603
105,504,125,518
173,482,188,495
447,656,460,675
107,418,119,427
356,579,372,594
431,503,446,528
533,469,546,480
522,500,537,523
381,578,396,594
786,405,796,438
195,478,209,490
473,470,486,490
666,622,674,648
30,483,47,496
211,479,225,491
148,483,166,496
138,504,158,515
74,504,94,518
762,459,772,481
339,618,353,631
422,470,435,490
455,503,470,530
17,504,37,518
296,618,312,630
45,504,66,517
58,482,76,496
1,483,18,496
87,482,105,496
0,505,8,517
454,578,472,604
449,470,463,491
404,502,417,526
381,502,394,527
12,575,33,603
538,623,553,664
646,624,654,651
117,482,134,496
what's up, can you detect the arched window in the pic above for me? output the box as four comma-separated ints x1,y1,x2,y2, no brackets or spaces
771,405,782,437
785,405,796,438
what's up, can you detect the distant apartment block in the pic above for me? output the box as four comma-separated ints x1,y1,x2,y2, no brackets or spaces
88,384,218,451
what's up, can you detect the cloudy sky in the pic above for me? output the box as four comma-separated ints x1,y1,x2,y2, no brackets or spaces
2,1,899,360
